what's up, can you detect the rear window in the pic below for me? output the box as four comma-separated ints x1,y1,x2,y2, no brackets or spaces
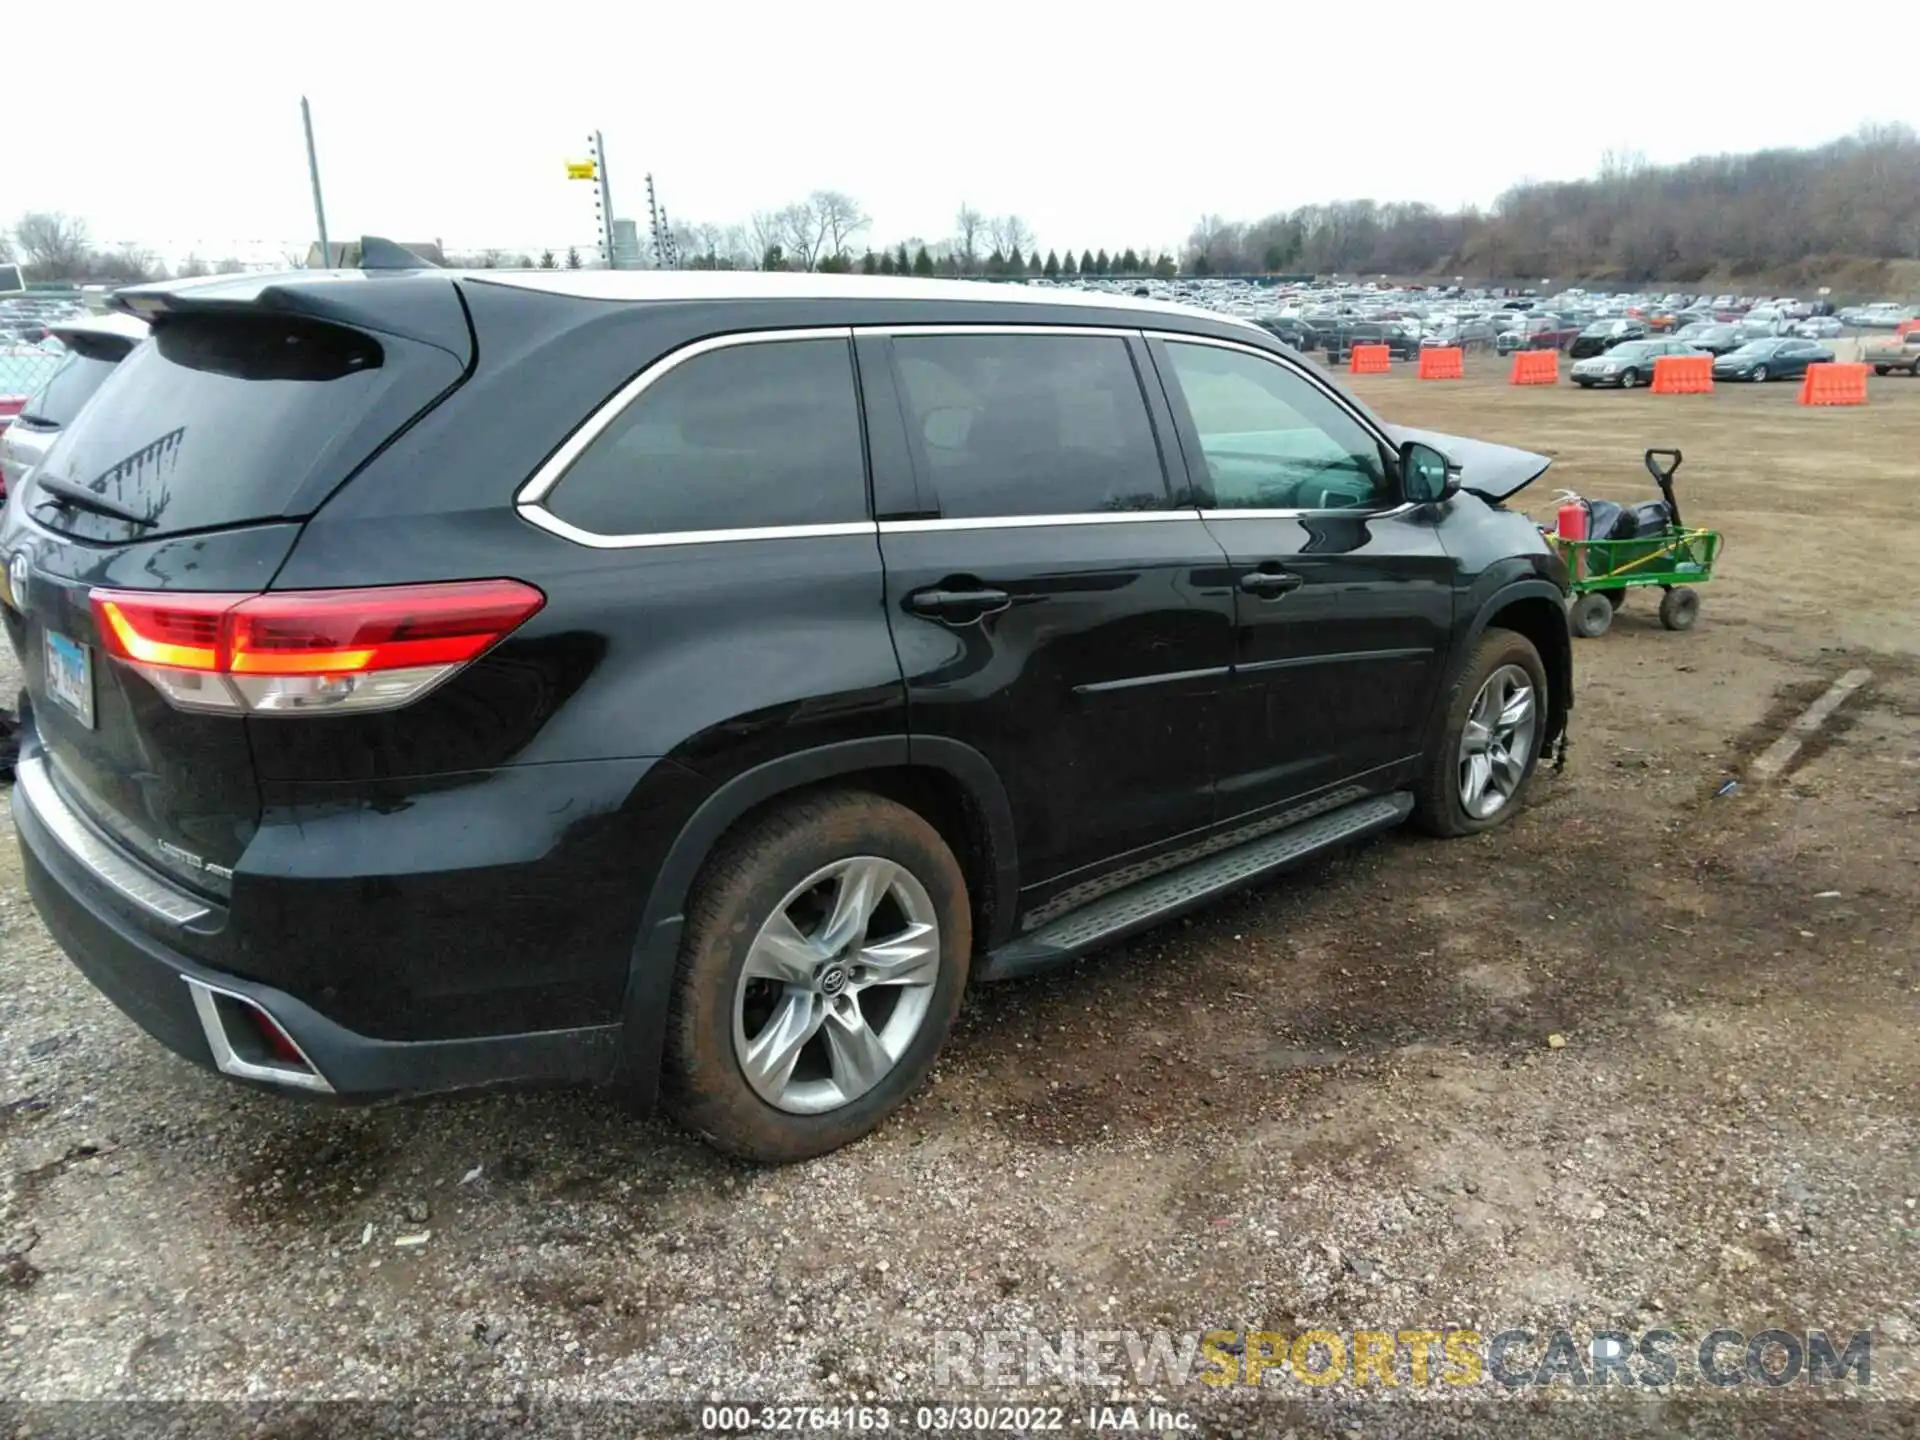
25,313,450,542
21,351,121,428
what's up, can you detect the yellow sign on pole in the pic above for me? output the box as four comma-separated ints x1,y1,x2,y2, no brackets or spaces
565,161,597,181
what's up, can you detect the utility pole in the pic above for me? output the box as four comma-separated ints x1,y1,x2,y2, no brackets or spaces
589,131,617,269
301,96,331,268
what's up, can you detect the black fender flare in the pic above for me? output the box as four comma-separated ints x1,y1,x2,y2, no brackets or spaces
609,736,1019,1107
1465,577,1574,742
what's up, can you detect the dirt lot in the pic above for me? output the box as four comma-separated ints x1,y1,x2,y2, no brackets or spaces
1,364,1917,1436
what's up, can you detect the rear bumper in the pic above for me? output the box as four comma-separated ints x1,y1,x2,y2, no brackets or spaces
13,753,622,1100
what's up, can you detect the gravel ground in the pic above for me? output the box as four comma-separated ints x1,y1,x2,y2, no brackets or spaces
1,372,1917,1438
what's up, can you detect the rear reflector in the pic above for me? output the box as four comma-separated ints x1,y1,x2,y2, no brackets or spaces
91,579,545,715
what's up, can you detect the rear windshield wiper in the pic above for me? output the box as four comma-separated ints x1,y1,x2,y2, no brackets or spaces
30,475,155,529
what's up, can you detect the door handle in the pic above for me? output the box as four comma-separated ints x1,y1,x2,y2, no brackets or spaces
1238,569,1305,597
905,584,1013,624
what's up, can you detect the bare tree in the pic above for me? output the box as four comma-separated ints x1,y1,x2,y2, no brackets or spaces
91,244,166,283
953,204,986,272
13,212,93,278
0,230,12,262
810,191,869,263
213,257,247,274
988,215,1035,261
176,253,211,278
779,201,826,271
749,210,789,269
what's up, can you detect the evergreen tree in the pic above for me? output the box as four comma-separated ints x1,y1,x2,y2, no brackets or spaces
564,246,582,269
1153,253,1178,279
537,250,557,269
896,242,911,274
1062,251,1078,277
1080,249,1096,276
1120,248,1141,275
1007,244,1025,274
912,246,934,277
1094,248,1110,275
761,244,785,271
878,251,897,275
861,249,879,275
1028,250,1044,277
1043,249,1061,279
985,247,1006,276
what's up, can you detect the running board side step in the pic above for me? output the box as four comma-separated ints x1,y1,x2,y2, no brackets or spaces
976,792,1413,982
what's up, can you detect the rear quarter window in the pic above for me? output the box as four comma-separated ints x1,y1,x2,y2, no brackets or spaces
542,336,868,538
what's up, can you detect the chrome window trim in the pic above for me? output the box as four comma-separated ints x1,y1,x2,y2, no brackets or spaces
856,323,1142,340
517,507,876,551
513,326,861,547
513,319,1416,548
880,511,1197,534
11,754,211,925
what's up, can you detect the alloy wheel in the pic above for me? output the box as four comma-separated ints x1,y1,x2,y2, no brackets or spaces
1458,664,1539,820
732,856,940,1115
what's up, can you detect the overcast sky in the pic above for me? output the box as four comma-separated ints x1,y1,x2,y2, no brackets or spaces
14,1,1915,265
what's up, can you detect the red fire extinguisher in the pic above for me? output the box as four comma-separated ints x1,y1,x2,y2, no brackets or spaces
1556,493,1588,581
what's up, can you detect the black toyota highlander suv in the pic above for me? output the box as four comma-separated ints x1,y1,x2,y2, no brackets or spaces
1,257,1572,1162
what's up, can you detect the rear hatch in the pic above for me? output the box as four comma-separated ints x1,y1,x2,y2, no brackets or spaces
0,278,470,902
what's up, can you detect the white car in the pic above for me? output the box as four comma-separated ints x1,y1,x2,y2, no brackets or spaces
1794,316,1844,339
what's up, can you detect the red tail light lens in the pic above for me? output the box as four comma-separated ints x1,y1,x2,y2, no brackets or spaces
90,580,545,715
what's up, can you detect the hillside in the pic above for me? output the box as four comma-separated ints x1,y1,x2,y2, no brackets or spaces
1189,125,1920,296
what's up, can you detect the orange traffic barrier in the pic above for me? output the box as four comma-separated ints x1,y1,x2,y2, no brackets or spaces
1798,362,1869,407
1510,350,1558,385
1651,354,1714,394
1348,344,1392,375
1417,347,1464,380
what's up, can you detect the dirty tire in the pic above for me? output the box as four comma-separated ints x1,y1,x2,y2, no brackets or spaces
1659,586,1701,631
1569,592,1615,638
662,790,970,1163
1412,626,1550,839
1619,368,1640,389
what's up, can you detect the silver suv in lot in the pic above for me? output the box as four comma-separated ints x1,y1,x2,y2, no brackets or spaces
0,314,149,496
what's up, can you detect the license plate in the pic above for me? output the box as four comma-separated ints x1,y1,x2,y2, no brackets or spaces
44,630,94,729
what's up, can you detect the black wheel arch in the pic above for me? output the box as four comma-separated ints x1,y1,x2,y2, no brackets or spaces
610,736,1019,1107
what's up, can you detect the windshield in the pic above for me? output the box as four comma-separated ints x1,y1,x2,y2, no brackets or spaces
1726,342,1781,358
1608,343,1656,359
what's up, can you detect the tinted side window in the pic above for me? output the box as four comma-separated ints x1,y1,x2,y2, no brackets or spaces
1162,341,1391,512
890,333,1170,518
546,337,867,536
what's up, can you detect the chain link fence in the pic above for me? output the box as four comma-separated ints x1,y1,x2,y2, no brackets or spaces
0,291,92,406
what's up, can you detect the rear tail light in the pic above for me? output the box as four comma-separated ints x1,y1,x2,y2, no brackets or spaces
90,579,545,715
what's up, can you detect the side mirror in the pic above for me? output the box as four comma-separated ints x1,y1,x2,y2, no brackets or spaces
1400,441,1460,503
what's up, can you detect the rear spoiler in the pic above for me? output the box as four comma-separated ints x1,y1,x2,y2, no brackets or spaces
110,239,470,361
